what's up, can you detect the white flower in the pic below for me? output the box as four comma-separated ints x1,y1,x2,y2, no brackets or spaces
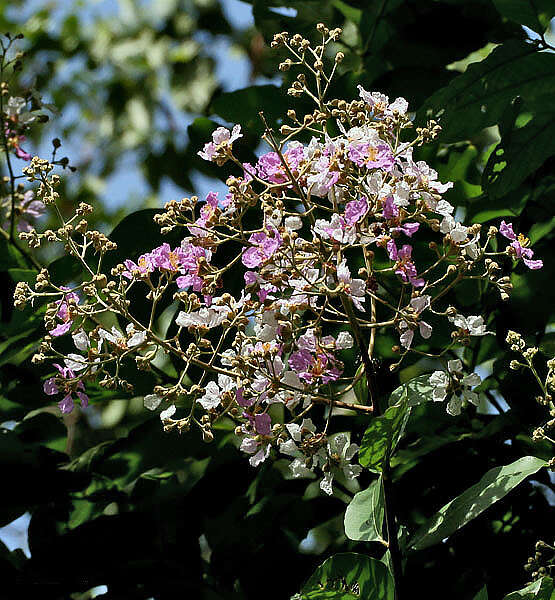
127,329,147,347
289,458,315,478
440,215,468,243
434,361,482,416
463,239,481,260
318,433,362,496
254,310,279,342
337,260,366,311
434,200,454,216
72,330,90,352
144,394,162,411
198,381,221,410
176,306,228,329
446,396,463,416
64,353,89,372
160,404,176,420
398,295,432,348
388,97,409,115
98,326,121,345
429,370,450,402
285,216,303,231
448,359,463,373
249,445,271,467
449,314,488,336
336,331,354,349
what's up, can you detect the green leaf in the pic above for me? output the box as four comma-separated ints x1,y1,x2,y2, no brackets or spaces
409,456,547,550
483,111,555,200
529,216,555,246
419,41,555,142
503,576,554,600
332,0,361,24
360,0,403,56
211,85,286,137
474,585,489,600
353,363,368,405
468,186,529,224
299,553,395,600
492,0,555,33
359,399,410,472
389,374,435,407
344,476,386,543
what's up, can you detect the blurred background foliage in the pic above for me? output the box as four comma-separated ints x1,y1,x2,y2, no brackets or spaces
0,0,554,598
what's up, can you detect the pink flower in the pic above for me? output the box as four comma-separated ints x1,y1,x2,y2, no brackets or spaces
150,243,185,272
288,343,342,385
254,413,272,436
242,228,282,268
15,145,31,161
43,363,88,414
392,222,420,238
256,144,305,184
344,197,368,225
198,124,242,163
382,196,399,220
123,253,155,279
387,240,424,287
349,143,394,171
49,289,79,337
499,221,543,270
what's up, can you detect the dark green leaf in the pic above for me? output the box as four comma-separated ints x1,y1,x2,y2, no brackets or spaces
332,0,361,24
409,456,547,550
474,585,489,600
484,111,555,200
503,576,554,600
419,41,555,142
492,0,555,33
299,553,395,599
211,85,285,137
359,400,410,472
353,364,368,405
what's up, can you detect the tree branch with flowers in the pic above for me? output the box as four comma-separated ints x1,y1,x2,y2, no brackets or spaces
3,21,554,600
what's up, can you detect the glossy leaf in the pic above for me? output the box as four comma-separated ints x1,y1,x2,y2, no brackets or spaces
359,400,410,472
483,110,555,200
409,456,547,550
503,577,554,600
389,374,435,407
474,585,489,600
299,553,395,600
211,85,286,136
419,41,555,142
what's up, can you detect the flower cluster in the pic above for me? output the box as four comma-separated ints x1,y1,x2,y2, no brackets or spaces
14,26,546,495
507,331,555,469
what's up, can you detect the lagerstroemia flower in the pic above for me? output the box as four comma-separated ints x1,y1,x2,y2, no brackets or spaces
242,228,282,268
429,360,482,416
499,221,543,270
49,289,79,337
398,295,433,348
198,124,242,164
319,434,362,496
387,241,424,287
36,31,549,497
43,363,88,414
